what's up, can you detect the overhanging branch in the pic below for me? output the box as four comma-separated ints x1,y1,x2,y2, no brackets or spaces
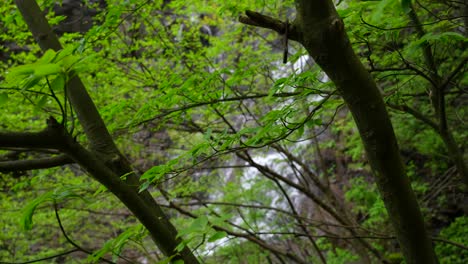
239,11,300,41
0,154,73,172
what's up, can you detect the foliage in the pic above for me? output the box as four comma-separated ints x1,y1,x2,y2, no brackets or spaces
435,217,468,264
345,177,388,227
325,248,359,264
0,0,466,263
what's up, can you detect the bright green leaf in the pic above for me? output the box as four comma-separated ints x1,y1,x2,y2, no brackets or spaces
54,45,77,62
138,181,151,193
21,192,54,230
50,75,65,91
140,165,168,181
208,231,227,242
190,215,209,231
34,63,62,77
175,241,188,252
38,49,57,64
7,64,35,79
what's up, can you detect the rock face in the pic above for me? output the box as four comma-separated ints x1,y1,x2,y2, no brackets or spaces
52,0,107,34
132,127,173,172
0,1,105,63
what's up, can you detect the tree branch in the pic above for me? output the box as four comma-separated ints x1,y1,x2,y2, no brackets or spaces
0,155,73,172
162,194,309,264
441,57,467,90
387,103,439,131
0,249,80,264
54,203,116,264
239,11,299,41
0,118,70,152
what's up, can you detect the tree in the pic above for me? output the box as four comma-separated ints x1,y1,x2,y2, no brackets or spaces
239,0,439,262
3,0,198,263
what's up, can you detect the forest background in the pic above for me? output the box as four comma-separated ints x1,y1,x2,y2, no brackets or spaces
0,0,467,263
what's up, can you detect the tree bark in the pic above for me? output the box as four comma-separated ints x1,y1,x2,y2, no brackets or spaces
240,0,438,263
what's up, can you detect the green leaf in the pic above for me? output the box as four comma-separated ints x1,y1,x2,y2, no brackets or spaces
60,55,81,70
88,240,113,263
274,77,288,86
21,192,54,230
34,95,49,112
7,64,35,79
50,75,65,91
52,186,86,202
370,0,395,23
38,49,57,64
140,164,168,181
77,38,86,53
22,76,42,89
296,124,305,138
93,185,108,196
208,231,227,242
34,63,62,77
400,0,411,13
48,15,66,26
190,215,208,231
204,128,212,140
306,118,322,128
138,181,151,193
175,241,188,252
177,215,209,238
54,45,76,62
0,93,8,105
119,171,133,181
88,225,143,263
